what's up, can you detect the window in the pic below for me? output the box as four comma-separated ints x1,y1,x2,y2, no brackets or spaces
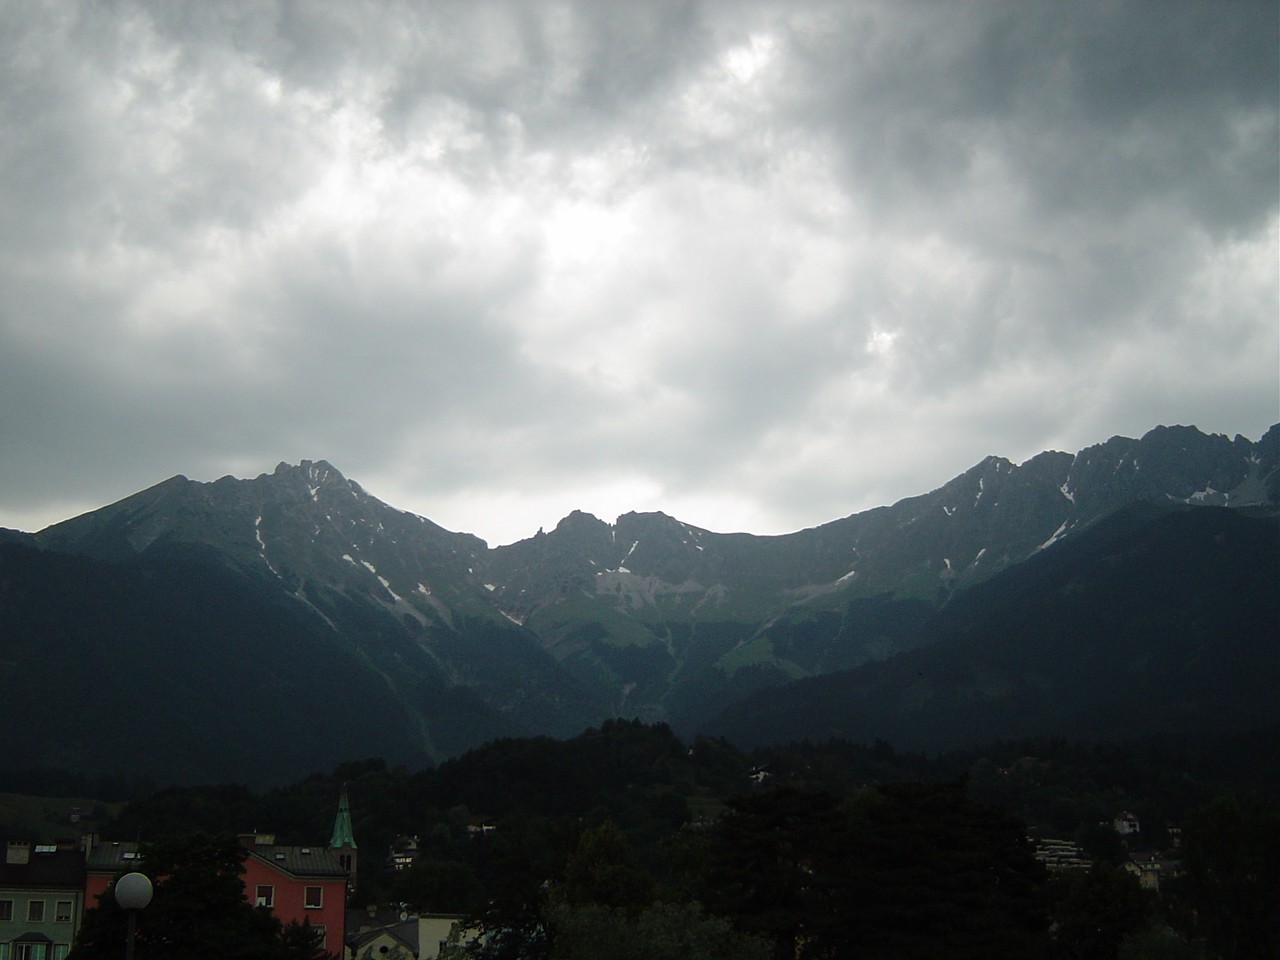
53,949,70,960
14,944,48,960
27,900,45,922
55,901,72,923
304,886,323,909
254,885,274,908
0,899,12,921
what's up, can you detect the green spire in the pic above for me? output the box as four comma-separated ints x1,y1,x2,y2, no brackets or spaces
329,786,357,849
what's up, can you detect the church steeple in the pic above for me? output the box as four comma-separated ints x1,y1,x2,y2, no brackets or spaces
330,785,357,849
330,785,357,891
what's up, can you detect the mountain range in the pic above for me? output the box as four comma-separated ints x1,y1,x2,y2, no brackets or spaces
1,423,1276,785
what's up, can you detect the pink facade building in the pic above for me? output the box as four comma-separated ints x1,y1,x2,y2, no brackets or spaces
83,790,357,957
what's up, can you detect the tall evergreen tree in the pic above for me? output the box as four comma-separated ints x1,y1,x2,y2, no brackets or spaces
1181,794,1280,960
558,821,653,912
1048,862,1152,960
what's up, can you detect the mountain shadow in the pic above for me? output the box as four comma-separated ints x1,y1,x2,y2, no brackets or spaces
702,504,1280,752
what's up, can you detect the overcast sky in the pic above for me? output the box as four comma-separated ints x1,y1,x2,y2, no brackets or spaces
2,1,1276,546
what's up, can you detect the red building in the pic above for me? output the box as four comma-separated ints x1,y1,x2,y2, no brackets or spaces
83,840,143,909
82,790,357,957
241,836,349,955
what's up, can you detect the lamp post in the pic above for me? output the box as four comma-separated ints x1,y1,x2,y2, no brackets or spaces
114,872,153,960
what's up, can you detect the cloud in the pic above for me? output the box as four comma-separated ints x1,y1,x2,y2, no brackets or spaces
1,1,1276,545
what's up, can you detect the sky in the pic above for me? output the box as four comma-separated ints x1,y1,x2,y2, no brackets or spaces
1,1,1277,547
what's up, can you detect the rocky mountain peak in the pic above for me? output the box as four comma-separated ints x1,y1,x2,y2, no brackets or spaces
263,459,362,498
553,510,609,535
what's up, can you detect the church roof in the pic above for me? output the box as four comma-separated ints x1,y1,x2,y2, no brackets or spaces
250,845,348,879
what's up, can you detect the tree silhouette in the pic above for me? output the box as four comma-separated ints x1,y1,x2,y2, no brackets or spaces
690,782,1049,959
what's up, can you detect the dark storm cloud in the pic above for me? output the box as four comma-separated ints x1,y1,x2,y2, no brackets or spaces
0,1,1275,543
789,3,1276,224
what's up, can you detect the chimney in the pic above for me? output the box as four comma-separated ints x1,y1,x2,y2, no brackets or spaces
6,841,31,865
239,831,276,851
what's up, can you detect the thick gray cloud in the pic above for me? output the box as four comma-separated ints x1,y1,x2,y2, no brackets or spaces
1,0,1276,544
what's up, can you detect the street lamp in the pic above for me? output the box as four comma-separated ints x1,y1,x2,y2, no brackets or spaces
114,872,153,960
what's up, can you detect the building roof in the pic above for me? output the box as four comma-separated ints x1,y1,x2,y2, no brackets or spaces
250,845,349,880
0,848,86,889
349,906,406,933
85,840,141,873
87,839,347,880
348,919,418,953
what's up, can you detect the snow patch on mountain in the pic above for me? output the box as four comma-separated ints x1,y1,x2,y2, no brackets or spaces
254,516,281,577
1038,521,1070,551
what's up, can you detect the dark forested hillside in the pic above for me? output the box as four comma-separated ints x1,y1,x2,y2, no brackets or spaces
704,504,1280,751
43,720,1279,960
0,540,523,785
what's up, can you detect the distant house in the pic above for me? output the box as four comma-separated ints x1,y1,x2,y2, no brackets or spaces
346,908,480,960
1124,852,1183,892
1124,856,1159,890
347,917,418,959
1112,811,1141,835
387,836,419,872
1032,837,1090,873
418,914,480,959
0,840,86,960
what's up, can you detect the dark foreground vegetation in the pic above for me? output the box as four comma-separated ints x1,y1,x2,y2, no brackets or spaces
5,720,1277,959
